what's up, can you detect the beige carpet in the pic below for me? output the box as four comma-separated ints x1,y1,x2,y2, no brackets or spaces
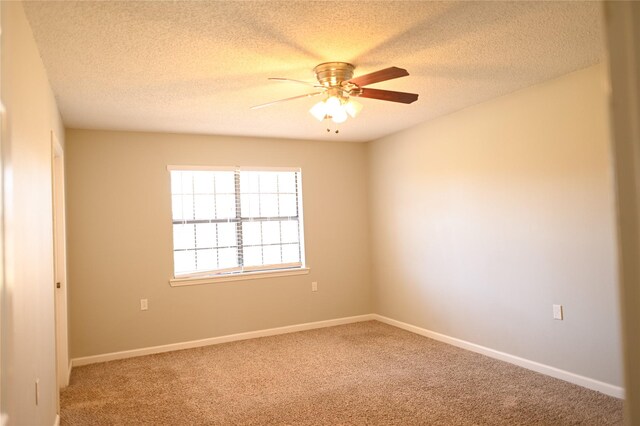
61,321,623,425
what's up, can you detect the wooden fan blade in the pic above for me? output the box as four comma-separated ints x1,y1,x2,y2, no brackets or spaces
250,91,324,110
268,78,323,88
357,88,419,104
347,67,409,87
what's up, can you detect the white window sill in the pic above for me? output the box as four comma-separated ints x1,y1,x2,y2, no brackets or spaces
169,267,310,287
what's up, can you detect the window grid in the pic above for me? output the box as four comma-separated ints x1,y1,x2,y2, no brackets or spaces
295,173,301,262
191,174,198,271
213,174,219,270
258,175,263,266
171,169,303,277
277,174,282,264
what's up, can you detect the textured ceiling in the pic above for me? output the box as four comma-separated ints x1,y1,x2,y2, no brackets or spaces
23,1,604,142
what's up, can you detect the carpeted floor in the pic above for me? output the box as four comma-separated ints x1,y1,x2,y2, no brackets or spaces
61,321,623,425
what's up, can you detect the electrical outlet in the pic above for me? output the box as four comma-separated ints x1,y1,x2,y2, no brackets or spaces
553,304,563,320
311,281,318,292
140,299,148,311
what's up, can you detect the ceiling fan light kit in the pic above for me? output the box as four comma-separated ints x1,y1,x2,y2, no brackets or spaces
309,87,363,124
252,61,419,126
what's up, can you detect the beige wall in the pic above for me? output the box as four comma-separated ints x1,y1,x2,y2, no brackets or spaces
368,64,623,386
65,129,371,358
1,2,65,425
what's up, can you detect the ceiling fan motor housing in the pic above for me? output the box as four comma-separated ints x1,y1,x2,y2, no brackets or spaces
313,62,355,88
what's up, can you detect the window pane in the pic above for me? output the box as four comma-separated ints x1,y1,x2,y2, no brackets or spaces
279,194,297,217
277,172,296,193
262,221,280,245
214,172,235,194
241,194,260,218
193,172,214,194
172,195,194,221
260,194,278,217
215,194,236,219
242,221,261,246
282,243,300,263
259,172,278,193
243,246,262,267
173,224,195,250
182,195,194,220
171,171,183,195
240,171,260,193
194,195,215,220
217,222,237,248
179,171,194,194
218,247,238,269
195,223,216,249
196,248,217,271
174,250,195,274
263,244,282,265
280,220,299,243
172,195,183,220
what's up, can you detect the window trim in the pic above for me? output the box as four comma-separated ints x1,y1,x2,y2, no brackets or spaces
167,165,307,283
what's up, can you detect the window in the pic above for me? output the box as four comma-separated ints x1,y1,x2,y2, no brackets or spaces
169,166,306,282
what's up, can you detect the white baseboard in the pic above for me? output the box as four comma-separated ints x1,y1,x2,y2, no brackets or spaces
67,360,73,385
53,414,60,426
71,314,375,367
372,314,624,398
69,312,624,399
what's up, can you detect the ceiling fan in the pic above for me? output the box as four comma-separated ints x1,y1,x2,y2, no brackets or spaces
251,62,419,124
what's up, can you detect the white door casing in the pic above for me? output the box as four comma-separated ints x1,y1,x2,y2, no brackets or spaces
604,1,640,425
51,131,69,393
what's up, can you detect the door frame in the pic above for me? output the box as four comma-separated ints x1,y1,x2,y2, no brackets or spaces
604,1,640,424
51,131,69,395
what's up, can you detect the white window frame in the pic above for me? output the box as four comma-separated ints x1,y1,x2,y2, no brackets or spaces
167,165,309,286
